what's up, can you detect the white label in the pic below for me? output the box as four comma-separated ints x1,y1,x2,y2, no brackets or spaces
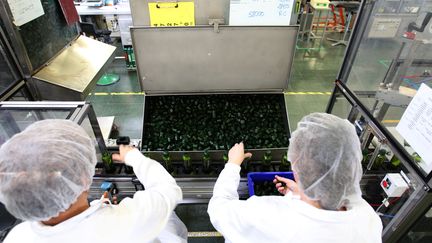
6,0,45,26
229,0,294,26
368,17,401,38
396,83,432,174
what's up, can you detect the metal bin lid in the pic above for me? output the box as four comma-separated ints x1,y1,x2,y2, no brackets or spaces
131,25,298,94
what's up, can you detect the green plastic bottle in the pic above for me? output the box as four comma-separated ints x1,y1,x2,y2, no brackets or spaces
162,151,173,173
182,153,192,174
262,150,272,172
279,154,290,171
203,149,211,174
223,151,229,163
102,152,115,174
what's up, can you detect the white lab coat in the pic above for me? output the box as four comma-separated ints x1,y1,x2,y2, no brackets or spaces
4,150,187,243
208,163,383,243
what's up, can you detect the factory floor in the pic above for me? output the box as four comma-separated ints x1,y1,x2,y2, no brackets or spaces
86,32,347,242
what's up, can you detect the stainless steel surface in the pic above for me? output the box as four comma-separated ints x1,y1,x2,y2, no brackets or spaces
131,26,298,94
375,89,413,107
32,36,116,100
130,0,231,26
90,176,249,203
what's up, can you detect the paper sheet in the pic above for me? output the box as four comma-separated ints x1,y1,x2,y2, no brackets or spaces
6,0,45,26
148,2,195,27
229,0,294,26
396,83,432,174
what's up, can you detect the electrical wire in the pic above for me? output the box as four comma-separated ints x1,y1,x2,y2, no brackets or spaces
375,202,385,212
372,196,401,212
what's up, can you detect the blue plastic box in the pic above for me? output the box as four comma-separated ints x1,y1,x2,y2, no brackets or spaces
247,172,294,196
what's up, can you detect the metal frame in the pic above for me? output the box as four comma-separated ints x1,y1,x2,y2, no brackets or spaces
0,0,81,100
73,103,108,153
383,187,432,242
90,176,250,204
0,1,33,76
0,19,34,101
326,80,432,242
131,25,298,94
0,80,32,102
0,101,106,152
327,80,432,185
336,0,376,82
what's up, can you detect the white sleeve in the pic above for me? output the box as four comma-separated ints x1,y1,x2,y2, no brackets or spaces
115,149,182,239
207,163,254,242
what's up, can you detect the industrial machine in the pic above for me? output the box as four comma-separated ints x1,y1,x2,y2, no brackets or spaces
326,0,432,241
1,0,432,242
88,0,299,204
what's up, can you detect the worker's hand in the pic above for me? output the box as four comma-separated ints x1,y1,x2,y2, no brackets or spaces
112,145,136,163
273,175,300,196
228,142,252,166
102,191,118,205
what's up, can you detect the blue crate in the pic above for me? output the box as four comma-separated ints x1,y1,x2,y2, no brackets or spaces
247,172,294,196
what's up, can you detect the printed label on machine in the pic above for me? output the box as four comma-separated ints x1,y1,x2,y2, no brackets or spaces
148,1,195,27
6,0,45,26
229,0,294,25
368,17,402,38
396,83,432,174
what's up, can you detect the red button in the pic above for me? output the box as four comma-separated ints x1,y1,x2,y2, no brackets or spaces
382,180,388,188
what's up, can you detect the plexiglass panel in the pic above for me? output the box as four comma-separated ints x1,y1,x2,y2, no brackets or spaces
0,109,72,146
79,116,103,162
0,103,105,163
0,43,20,95
328,82,430,237
400,206,432,242
334,0,432,176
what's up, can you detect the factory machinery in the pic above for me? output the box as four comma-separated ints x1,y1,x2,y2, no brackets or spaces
1,0,432,242
92,0,432,241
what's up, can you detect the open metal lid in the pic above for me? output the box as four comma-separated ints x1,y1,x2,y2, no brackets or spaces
131,26,298,94
33,36,116,94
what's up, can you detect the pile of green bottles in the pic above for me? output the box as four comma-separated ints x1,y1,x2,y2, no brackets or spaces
254,181,281,196
124,46,136,69
143,94,289,151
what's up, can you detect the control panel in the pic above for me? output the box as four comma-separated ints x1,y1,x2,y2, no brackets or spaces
381,173,409,197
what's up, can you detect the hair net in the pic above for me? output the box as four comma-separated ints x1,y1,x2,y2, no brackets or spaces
0,119,97,221
288,113,362,210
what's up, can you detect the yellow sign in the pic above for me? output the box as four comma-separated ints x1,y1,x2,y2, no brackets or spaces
148,2,195,27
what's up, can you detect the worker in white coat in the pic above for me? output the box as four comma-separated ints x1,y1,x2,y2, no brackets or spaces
208,113,382,243
0,119,187,243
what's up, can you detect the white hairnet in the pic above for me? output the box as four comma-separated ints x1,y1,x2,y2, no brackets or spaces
288,113,362,210
0,120,96,221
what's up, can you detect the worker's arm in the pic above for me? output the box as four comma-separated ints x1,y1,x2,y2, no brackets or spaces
113,147,182,239
208,143,253,242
